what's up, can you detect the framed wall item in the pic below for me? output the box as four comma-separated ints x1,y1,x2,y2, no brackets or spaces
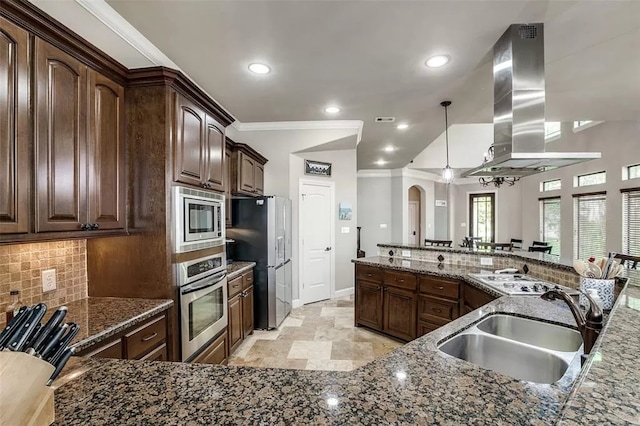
339,202,353,220
305,160,332,177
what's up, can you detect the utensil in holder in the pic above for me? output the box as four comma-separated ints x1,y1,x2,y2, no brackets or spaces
0,351,55,426
580,277,615,310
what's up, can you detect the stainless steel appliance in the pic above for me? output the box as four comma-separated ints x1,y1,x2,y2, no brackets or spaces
468,273,578,296
177,252,227,361
227,196,292,329
174,186,225,253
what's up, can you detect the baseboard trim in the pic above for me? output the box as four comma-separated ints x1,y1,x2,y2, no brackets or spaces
333,287,354,298
292,299,304,308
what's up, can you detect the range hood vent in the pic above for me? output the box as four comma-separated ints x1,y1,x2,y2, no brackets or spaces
462,23,600,179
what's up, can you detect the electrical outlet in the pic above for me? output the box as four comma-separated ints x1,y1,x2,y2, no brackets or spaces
379,223,387,229
42,269,57,292
341,227,350,234
402,250,411,258
480,257,493,266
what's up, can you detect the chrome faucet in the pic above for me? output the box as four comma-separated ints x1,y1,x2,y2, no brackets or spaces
541,289,603,361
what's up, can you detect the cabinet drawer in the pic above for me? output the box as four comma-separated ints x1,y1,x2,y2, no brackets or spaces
356,265,383,283
228,275,243,298
242,271,253,290
417,321,441,337
419,276,459,299
125,315,167,359
418,295,458,325
192,331,228,365
384,270,417,291
139,343,167,362
83,338,123,359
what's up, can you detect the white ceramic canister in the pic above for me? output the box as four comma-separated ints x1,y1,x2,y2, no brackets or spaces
580,277,615,310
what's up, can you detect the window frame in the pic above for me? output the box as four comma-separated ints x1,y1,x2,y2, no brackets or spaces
622,187,640,257
574,171,606,187
539,196,561,255
623,164,640,181
544,122,561,142
573,191,607,260
468,192,496,243
540,179,562,192
572,120,604,133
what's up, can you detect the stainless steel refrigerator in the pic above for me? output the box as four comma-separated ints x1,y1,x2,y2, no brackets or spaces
227,196,292,329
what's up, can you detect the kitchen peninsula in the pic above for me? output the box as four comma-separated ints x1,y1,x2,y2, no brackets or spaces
49,248,640,425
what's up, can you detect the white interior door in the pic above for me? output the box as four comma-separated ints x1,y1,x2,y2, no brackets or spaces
408,201,418,245
300,181,333,304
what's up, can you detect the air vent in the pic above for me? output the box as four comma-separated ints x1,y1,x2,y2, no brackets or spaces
375,117,396,123
518,25,537,39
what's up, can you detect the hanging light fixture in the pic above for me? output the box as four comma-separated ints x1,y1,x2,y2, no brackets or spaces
440,101,454,184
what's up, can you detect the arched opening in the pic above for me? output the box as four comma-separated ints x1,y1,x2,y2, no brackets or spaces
408,185,422,245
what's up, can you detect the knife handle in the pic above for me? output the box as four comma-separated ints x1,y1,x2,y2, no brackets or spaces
27,306,68,355
37,323,69,359
5,303,47,352
0,306,30,349
47,347,74,386
47,323,79,365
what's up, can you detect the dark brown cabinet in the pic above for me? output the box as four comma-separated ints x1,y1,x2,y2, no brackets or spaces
228,141,267,197
462,282,497,313
173,93,225,192
355,266,416,341
227,270,255,356
192,331,228,365
5,36,126,237
77,313,168,361
239,151,256,193
0,17,30,235
417,275,461,337
34,38,88,233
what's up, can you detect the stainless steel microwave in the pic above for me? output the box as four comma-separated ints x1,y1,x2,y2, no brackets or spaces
174,186,225,253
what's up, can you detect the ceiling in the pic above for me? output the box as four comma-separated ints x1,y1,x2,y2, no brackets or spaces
96,1,639,169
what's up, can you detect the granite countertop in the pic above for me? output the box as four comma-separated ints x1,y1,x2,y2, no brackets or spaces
226,261,256,280
57,297,173,352
50,261,639,424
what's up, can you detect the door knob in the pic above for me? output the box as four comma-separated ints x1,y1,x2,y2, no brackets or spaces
325,247,332,251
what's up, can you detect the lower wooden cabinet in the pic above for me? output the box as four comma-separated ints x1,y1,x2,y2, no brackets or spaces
191,331,228,365
76,313,168,361
355,280,383,330
463,282,497,312
383,286,417,341
227,269,255,356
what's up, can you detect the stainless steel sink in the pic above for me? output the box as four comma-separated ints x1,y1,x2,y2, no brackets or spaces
439,333,570,384
438,313,583,384
476,314,582,352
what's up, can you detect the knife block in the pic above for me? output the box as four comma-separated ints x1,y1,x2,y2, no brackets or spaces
0,351,55,426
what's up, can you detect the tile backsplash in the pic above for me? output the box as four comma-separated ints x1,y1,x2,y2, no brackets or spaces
0,240,88,328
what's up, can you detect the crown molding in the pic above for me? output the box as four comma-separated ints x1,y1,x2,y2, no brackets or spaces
74,0,178,68
232,120,363,143
357,169,392,178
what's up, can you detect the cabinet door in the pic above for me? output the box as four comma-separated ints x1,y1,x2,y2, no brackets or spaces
242,285,254,337
224,148,232,226
139,343,167,361
355,280,383,331
463,283,496,311
383,286,416,341
228,294,243,353
204,114,225,192
81,338,123,359
87,70,126,230
254,163,264,195
0,18,30,234
192,331,227,365
238,151,255,193
174,94,205,187
34,38,87,232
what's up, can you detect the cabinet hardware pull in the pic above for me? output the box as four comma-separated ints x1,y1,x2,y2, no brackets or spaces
436,286,444,290
367,273,372,277
141,332,158,342
397,279,404,283
433,308,442,313
80,223,88,231
91,223,100,230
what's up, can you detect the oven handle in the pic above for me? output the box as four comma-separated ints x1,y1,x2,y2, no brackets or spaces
180,272,227,295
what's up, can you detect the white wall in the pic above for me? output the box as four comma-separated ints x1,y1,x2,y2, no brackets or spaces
290,150,357,298
357,177,392,256
520,121,640,257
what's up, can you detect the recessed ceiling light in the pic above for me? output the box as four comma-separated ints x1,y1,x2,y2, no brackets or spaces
396,123,409,130
324,106,340,114
425,55,450,68
384,146,395,153
375,159,387,166
248,63,271,74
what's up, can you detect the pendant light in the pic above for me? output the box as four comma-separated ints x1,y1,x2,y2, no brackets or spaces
440,101,454,184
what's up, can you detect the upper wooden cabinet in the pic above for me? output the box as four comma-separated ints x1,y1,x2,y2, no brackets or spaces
173,93,226,192
34,38,88,233
0,17,30,234
228,141,268,197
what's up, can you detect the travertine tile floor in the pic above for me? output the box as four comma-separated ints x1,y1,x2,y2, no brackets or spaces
227,296,404,371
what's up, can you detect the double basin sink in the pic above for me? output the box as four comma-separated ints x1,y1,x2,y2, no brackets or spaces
438,314,582,384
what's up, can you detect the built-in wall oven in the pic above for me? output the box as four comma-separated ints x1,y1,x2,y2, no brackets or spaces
174,186,225,253
178,252,227,361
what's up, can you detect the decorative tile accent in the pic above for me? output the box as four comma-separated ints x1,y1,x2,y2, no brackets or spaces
0,240,88,328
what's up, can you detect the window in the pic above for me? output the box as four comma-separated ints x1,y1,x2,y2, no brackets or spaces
622,188,640,256
573,120,603,132
623,164,640,181
469,193,495,243
573,193,606,259
540,198,561,255
544,122,561,141
576,171,606,187
540,179,561,192
573,120,593,129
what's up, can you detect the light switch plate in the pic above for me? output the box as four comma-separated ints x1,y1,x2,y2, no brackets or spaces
480,257,493,266
402,250,411,258
341,227,350,234
42,269,57,292
379,224,387,229
402,260,410,267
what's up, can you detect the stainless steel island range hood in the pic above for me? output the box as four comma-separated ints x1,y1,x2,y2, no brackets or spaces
463,23,600,179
